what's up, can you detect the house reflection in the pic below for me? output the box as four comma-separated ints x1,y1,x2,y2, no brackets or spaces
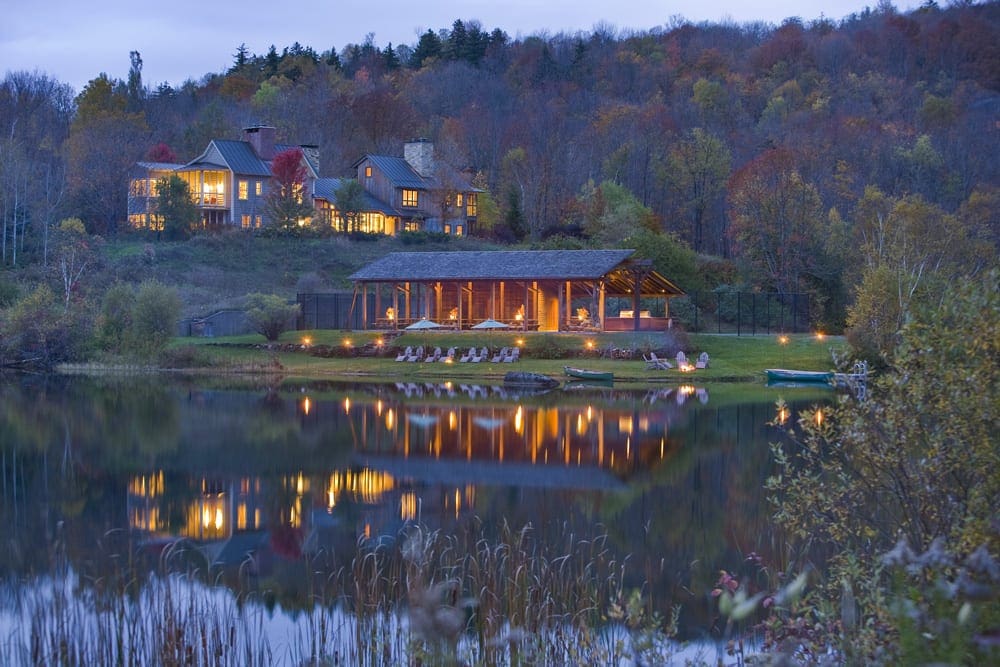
126,388,703,562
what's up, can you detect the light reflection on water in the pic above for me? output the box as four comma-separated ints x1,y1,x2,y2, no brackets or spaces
0,375,830,642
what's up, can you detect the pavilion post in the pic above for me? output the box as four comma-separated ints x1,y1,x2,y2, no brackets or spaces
524,282,530,331
598,281,606,331
362,283,368,330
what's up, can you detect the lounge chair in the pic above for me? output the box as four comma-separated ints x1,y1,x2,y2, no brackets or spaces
439,347,456,362
424,347,442,362
470,347,488,363
491,347,508,363
459,347,475,362
676,351,688,366
502,347,520,362
644,352,672,370
407,345,424,362
395,346,412,362
696,352,710,369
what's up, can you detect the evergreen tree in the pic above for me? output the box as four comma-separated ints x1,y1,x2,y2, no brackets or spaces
410,29,442,68
231,43,250,73
126,51,144,113
264,45,280,77
383,43,401,71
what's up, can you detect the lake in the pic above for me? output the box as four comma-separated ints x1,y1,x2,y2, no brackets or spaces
0,373,832,662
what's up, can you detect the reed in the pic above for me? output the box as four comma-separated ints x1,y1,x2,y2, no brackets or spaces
1,522,694,666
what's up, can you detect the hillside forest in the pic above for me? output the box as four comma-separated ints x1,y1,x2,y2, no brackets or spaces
0,1,998,364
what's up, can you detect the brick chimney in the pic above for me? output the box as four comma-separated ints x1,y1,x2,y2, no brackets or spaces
243,125,276,160
404,138,435,177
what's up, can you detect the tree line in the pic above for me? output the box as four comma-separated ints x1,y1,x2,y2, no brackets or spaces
0,2,998,362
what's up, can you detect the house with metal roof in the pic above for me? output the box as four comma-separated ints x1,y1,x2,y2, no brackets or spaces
127,161,183,230
353,139,480,236
126,126,320,230
128,131,477,235
348,249,685,332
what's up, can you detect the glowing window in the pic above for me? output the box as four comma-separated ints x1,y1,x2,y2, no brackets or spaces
255,181,262,196
238,180,248,200
455,225,463,237
241,215,251,229
402,189,418,207
365,165,372,178
456,193,463,207
466,193,477,217
444,224,451,234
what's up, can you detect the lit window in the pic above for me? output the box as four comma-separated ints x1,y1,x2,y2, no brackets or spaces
456,193,463,207
255,215,262,228
402,189,418,207
466,193,477,217
444,224,451,234
365,165,372,178
255,181,262,196
241,215,251,229
455,225,463,236
238,180,248,200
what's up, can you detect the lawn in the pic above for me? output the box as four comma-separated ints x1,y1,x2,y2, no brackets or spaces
168,330,847,386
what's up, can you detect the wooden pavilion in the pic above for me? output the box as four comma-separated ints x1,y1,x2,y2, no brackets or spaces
348,249,685,332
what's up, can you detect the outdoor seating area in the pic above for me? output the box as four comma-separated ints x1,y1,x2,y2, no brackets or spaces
390,345,525,363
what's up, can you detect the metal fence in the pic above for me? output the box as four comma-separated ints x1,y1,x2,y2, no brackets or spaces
297,292,374,330
671,292,813,335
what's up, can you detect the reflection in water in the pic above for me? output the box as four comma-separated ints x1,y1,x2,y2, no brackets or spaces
0,374,829,638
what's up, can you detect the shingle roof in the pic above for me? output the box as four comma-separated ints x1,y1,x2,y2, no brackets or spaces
276,143,319,174
136,161,183,171
313,178,399,216
210,140,272,176
350,250,687,296
350,250,636,282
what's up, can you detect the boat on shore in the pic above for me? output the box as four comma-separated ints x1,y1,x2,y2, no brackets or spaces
765,368,834,384
564,366,614,382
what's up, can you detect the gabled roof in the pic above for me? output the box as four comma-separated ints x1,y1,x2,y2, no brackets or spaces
365,155,426,188
313,178,399,216
208,140,272,176
350,250,687,296
350,249,636,282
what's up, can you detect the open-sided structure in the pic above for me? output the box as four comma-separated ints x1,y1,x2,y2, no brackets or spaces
348,249,685,332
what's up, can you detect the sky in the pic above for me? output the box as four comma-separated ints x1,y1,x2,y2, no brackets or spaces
2,0,919,94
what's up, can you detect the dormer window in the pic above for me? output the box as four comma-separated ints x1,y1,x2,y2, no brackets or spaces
402,189,418,208
365,165,372,178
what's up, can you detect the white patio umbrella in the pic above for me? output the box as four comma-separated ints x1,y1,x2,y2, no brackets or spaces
471,318,509,329
405,318,444,330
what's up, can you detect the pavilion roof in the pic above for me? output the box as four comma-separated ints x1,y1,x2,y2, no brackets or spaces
349,250,685,296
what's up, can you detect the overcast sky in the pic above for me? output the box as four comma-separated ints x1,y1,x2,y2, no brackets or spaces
3,0,917,94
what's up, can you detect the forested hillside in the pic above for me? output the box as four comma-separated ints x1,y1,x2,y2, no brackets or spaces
1,2,997,363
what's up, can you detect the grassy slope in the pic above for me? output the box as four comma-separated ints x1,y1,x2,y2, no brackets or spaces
107,233,499,317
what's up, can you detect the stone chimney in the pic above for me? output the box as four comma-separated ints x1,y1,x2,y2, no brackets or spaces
300,144,320,173
404,138,435,177
243,125,276,160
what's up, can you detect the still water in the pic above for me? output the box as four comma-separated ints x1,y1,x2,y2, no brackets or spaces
0,374,830,643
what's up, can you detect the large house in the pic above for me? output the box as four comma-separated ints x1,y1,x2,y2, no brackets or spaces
127,128,479,235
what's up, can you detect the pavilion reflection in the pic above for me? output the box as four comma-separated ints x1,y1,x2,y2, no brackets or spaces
126,386,706,564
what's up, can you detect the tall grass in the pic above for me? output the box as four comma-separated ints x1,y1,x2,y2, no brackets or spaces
0,522,701,666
